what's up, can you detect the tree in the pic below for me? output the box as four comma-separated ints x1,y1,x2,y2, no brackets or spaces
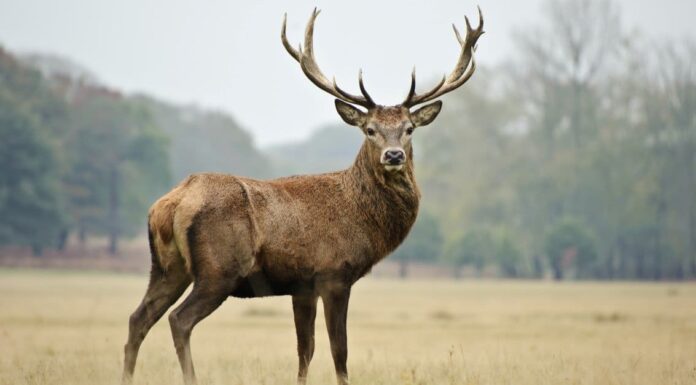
640,41,696,279
544,219,598,280
494,234,524,278
0,91,65,254
265,123,362,176
410,0,696,280
137,96,272,181
446,228,494,278
391,211,443,278
510,0,630,278
62,85,171,255
513,0,623,150
0,46,71,255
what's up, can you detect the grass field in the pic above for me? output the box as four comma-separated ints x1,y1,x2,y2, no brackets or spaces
1,268,695,385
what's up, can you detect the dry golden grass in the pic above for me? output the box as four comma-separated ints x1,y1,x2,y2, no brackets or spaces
1,268,695,385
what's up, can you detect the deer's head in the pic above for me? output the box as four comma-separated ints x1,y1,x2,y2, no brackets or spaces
282,8,484,172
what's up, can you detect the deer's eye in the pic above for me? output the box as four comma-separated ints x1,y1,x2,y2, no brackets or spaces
406,127,414,135
366,128,376,136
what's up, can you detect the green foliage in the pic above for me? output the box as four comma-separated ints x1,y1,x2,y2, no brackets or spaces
0,85,65,252
495,234,524,278
266,123,363,176
0,46,276,255
544,219,598,280
446,229,493,275
0,48,69,254
138,96,271,181
0,44,280,256
0,47,175,254
63,91,171,246
391,211,444,277
446,229,525,278
1,0,694,279
415,0,696,280
392,211,443,263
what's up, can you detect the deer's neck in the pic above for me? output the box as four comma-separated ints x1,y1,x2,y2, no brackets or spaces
345,140,421,257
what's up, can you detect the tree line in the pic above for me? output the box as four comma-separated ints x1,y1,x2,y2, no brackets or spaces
0,49,270,255
395,0,696,280
1,0,694,280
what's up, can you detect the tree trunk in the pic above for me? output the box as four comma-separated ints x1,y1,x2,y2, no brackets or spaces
57,229,69,252
616,237,627,279
654,196,666,281
552,260,563,281
690,207,696,279
108,167,120,256
109,232,118,256
453,265,463,280
31,244,43,257
532,255,544,279
78,226,86,245
398,259,408,279
688,155,696,279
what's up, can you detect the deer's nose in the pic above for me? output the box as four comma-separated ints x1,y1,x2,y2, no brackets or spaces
384,149,405,164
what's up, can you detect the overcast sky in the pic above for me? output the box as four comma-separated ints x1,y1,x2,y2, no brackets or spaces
1,0,695,147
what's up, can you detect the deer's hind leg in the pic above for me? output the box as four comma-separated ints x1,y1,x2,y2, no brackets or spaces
122,253,191,384
168,214,252,385
168,279,237,385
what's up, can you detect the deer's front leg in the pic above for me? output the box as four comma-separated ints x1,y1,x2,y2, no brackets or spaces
293,294,318,385
322,286,351,385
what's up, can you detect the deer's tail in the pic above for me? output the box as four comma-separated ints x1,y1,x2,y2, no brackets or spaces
147,192,192,277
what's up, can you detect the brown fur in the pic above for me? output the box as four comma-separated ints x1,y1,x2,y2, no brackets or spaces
121,114,423,384
121,111,427,385
120,6,484,382
151,137,419,289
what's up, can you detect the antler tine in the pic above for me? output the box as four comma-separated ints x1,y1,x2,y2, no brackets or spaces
477,5,485,31
281,13,301,62
403,70,447,107
358,69,375,106
453,24,464,46
282,9,375,108
402,6,485,108
405,67,417,103
301,8,321,69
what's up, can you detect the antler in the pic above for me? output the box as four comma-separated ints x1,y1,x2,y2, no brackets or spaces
282,8,376,108
402,6,485,108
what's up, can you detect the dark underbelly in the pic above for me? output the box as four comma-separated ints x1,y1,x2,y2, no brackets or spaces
229,271,313,298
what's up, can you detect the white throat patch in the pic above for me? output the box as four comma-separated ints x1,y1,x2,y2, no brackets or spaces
384,164,404,172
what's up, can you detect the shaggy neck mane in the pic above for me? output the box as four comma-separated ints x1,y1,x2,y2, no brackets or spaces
343,140,421,256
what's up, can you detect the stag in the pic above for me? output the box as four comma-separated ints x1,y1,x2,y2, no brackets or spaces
121,7,484,385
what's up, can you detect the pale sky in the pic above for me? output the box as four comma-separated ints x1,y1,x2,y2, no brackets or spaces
1,0,695,147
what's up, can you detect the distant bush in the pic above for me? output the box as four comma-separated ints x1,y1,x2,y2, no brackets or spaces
446,228,526,278
391,211,443,278
544,219,598,280
446,229,493,278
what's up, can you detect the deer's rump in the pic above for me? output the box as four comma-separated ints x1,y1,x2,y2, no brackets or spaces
147,173,261,278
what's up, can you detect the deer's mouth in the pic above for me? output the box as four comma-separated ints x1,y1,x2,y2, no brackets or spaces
384,164,404,172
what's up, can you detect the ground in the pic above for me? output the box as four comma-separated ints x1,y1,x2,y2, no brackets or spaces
1,269,695,385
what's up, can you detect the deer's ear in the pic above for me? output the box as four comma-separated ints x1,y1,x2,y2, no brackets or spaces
411,101,442,127
335,99,367,127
